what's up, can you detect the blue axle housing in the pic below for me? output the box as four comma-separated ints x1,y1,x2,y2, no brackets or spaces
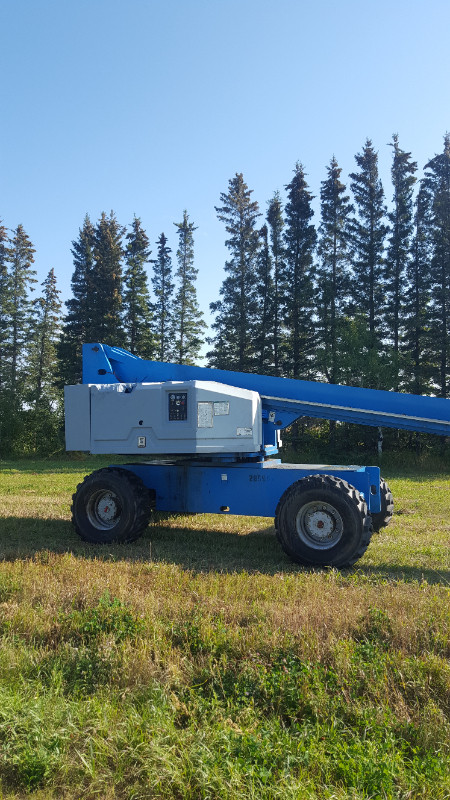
119,460,382,517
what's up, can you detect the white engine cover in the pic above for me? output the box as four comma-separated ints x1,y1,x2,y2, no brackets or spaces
65,380,262,455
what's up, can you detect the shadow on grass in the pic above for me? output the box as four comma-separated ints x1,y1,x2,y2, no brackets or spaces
0,515,449,584
351,563,450,586
0,515,297,574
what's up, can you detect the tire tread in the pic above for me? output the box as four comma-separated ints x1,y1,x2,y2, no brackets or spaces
275,473,372,568
71,467,154,544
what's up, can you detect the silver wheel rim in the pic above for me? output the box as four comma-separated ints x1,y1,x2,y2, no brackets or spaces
86,489,121,530
296,501,343,550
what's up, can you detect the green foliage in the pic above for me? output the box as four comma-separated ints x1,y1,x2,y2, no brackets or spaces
0,573,21,603
44,643,120,694
62,591,145,644
58,211,126,389
337,315,399,390
0,219,10,393
403,182,435,394
27,269,62,406
3,225,37,395
349,140,388,386
92,211,126,344
316,156,353,383
357,606,394,648
1,225,36,400
23,269,64,454
424,134,450,397
266,191,285,375
37,593,145,695
123,216,155,359
0,691,68,791
0,223,38,455
208,172,261,371
172,210,206,364
152,232,174,361
254,223,274,373
57,214,96,386
281,162,316,379
385,135,417,385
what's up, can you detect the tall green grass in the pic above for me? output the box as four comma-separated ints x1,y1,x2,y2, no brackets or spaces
0,457,449,798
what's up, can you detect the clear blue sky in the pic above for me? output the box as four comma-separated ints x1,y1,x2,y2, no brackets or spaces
1,0,449,340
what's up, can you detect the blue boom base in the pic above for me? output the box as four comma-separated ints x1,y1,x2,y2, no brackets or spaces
117,460,382,516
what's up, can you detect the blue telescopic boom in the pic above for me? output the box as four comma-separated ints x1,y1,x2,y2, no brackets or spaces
82,343,450,438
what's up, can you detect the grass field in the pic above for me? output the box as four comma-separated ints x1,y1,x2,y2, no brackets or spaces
0,456,449,799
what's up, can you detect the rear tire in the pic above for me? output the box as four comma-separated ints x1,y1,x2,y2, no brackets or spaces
371,478,394,532
71,468,154,544
275,474,372,568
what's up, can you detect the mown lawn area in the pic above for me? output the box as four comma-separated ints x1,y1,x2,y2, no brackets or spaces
0,456,449,799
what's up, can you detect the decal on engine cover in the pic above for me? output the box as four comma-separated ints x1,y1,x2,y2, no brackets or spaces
214,401,230,416
197,401,214,428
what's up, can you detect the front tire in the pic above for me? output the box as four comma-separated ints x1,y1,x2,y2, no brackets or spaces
71,468,154,544
275,474,372,568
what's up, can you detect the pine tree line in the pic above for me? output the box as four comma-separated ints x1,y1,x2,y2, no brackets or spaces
0,212,205,455
1,134,449,457
59,211,206,385
208,135,450,407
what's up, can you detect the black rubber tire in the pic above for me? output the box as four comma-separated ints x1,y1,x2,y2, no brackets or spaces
275,474,373,568
371,477,394,532
71,468,154,544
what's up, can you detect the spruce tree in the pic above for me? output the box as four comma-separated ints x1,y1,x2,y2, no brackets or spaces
254,224,274,373
152,233,174,362
4,225,37,397
385,134,417,387
58,215,96,385
403,182,434,394
208,173,261,371
423,134,450,397
316,157,353,384
59,211,125,384
27,269,62,408
25,269,63,454
92,211,125,344
266,192,285,375
0,220,10,393
349,140,389,387
0,224,36,453
282,163,316,379
172,211,206,364
123,216,155,359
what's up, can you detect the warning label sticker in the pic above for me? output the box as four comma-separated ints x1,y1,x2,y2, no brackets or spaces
214,401,230,416
236,427,253,436
197,402,214,428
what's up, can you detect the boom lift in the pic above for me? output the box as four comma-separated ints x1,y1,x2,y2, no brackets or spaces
65,343,450,568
